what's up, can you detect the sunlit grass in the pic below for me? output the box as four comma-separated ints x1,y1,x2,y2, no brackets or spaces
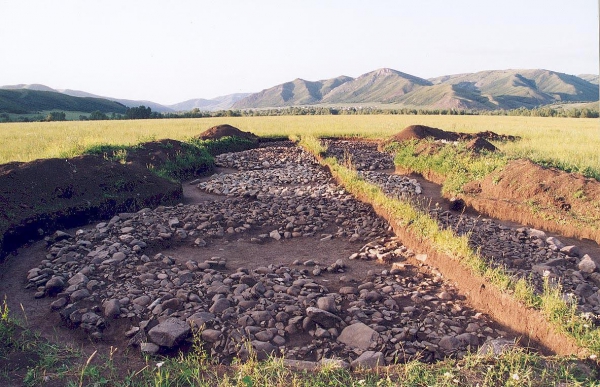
1,116,598,175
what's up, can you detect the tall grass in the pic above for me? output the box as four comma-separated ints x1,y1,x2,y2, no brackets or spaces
1,116,598,175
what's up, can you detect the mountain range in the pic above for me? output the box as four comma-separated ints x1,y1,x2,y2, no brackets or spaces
0,84,250,113
1,68,598,115
232,68,599,110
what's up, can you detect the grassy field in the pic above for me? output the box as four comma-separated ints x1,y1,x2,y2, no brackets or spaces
0,115,597,171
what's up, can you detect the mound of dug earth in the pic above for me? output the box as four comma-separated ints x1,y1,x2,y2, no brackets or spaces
198,124,259,142
387,125,518,147
0,155,182,258
123,139,214,179
464,159,600,243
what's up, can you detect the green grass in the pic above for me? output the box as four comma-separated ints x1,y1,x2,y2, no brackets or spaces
82,136,258,181
388,139,509,194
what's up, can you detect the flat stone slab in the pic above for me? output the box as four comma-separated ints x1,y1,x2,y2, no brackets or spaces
337,322,380,350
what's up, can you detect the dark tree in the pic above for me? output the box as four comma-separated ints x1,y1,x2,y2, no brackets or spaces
126,105,152,119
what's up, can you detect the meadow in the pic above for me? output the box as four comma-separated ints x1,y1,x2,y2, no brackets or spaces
0,115,598,178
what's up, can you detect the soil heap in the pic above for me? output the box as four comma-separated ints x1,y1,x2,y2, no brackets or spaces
385,125,517,151
0,155,182,259
197,124,259,143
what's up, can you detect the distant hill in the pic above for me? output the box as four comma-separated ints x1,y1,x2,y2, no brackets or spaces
232,68,598,110
168,93,252,111
0,89,127,114
579,74,599,85
233,76,353,108
4,68,598,115
321,69,431,104
430,69,599,109
0,84,175,113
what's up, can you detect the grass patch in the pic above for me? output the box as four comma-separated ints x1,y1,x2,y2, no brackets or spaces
301,136,600,356
387,139,508,194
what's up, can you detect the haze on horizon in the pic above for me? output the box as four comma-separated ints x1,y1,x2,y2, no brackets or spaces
1,0,598,105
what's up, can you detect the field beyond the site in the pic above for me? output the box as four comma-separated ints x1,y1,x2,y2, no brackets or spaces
1,116,599,179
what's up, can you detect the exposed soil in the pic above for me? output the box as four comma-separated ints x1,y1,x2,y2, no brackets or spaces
384,125,518,149
464,159,600,244
0,155,182,259
197,124,259,142
123,139,214,177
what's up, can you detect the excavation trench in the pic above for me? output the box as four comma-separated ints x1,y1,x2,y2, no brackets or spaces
10,142,535,369
318,139,598,357
5,140,595,374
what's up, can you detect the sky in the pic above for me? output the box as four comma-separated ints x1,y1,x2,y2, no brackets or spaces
1,0,598,105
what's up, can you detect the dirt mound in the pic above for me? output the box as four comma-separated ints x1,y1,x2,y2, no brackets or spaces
197,124,259,142
464,159,600,243
390,125,461,142
125,139,213,179
0,155,182,258
387,125,518,146
466,137,497,153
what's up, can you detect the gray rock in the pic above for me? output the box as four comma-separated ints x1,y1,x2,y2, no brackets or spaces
209,298,231,314
201,329,222,343
50,297,68,310
306,307,343,329
560,245,581,257
103,299,121,318
316,297,337,313
439,335,461,351
140,342,160,355
282,359,318,371
350,351,385,370
477,338,516,356
45,276,65,295
251,340,277,360
133,295,152,306
68,273,89,287
148,317,190,348
338,322,380,350
579,255,597,273
70,289,90,302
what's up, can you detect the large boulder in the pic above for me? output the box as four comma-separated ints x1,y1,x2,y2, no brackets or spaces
337,322,380,350
147,317,190,348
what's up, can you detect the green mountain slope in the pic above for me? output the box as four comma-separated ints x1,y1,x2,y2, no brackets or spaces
395,83,496,110
434,69,599,109
0,89,127,114
233,68,597,110
321,68,432,103
233,76,354,108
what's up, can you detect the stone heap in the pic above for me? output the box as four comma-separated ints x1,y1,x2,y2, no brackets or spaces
323,140,395,171
430,207,600,315
358,171,423,198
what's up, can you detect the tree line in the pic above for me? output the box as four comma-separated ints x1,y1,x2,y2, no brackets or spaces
1,104,597,123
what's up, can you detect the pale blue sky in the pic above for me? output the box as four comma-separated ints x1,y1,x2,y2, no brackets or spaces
1,0,598,105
